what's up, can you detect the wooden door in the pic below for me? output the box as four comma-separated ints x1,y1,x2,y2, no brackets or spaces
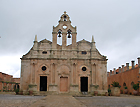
60,77,68,92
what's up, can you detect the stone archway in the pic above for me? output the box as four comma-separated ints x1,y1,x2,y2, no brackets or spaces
57,64,70,92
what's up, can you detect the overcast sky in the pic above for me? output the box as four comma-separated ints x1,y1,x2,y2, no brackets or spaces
0,0,140,78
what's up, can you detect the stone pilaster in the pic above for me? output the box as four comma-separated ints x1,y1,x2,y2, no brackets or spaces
92,64,96,85
52,63,55,84
73,63,76,85
51,63,55,85
52,33,57,49
72,33,77,49
62,33,67,50
30,60,37,84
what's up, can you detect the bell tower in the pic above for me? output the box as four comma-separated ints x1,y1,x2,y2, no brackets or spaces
52,11,77,50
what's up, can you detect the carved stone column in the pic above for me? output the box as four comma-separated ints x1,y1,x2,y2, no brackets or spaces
30,60,37,84
62,33,67,50
92,64,96,85
72,33,77,49
73,63,76,84
52,33,57,49
95,64,98,85
52,63,55,84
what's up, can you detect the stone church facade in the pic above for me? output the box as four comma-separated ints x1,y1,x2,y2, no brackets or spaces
20,12,108,95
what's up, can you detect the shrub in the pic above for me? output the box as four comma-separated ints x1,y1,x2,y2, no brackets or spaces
124,86,127,89
133,83,139,90
111,81,121,88
14,89,19,94
108,88,111,93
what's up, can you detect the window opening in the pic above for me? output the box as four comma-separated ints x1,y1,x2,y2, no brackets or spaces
82,67,87,71
58,30,62,38
67,29,72,46
123,82,126,86
131,82,134,90
42,66,47,71
64,15,67,21
82,51,87,54
57,29,62,45
63,25,67,29
42,51,47,54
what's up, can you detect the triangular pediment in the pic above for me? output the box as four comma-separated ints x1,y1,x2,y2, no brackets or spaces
77,39,91,44
39,39,52,44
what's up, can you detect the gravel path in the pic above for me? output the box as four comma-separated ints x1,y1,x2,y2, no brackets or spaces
0,94,140,107
30,95,86,107
75,96,140,107
0,94,45,107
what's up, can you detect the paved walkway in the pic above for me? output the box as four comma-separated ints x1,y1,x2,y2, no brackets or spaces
30,95,86,107
0,94,140,107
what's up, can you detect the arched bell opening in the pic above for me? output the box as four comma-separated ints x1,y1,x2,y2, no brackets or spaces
57,29,62,45
67,29,72,46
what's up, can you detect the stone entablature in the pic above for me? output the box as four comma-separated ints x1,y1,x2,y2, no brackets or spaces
20,12,108,95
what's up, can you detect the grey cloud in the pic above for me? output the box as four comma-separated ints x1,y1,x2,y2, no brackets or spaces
0,0,140,77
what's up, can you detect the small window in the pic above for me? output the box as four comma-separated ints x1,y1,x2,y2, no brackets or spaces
131,82,134,90
123,82,126,87
42,51,47,54
81,51,87,54
64,15,67,21
63,25,67,29
42,66,47,71
82,67,87,71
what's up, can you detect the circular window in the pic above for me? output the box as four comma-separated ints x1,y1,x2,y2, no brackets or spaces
42,66,47,71
63,25,67,29
82,67,87,71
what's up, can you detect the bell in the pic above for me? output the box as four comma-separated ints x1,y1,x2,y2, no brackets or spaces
58,34,61,38
58,30,61,37
68,30,71,34
68,34,71,38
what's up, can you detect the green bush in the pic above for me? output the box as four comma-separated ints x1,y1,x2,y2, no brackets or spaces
111,81,121,88
133,83,139,90
14,89,19,94
124,86,127,89
108,88,111,93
